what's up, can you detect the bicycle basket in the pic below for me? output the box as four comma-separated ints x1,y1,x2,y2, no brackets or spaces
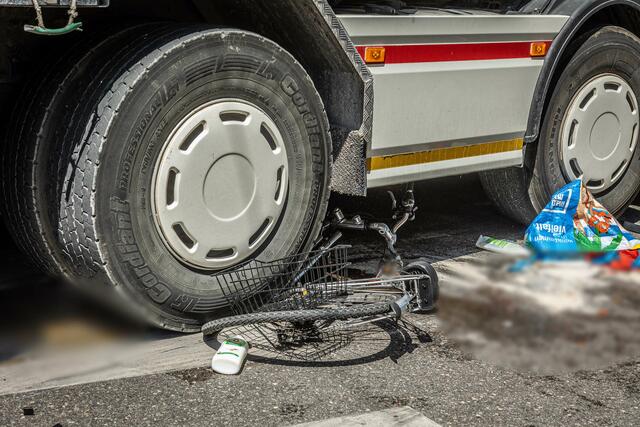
214,245,351,316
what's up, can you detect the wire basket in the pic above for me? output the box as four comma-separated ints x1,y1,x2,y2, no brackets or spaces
214,245,351,316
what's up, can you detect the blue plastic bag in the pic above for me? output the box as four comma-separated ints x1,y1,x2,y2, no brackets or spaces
525,180,640,254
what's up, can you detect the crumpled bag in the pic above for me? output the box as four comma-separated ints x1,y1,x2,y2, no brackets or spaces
590,249,640,271
525,180,640,254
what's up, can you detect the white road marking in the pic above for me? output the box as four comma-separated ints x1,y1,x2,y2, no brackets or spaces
292,406,441,427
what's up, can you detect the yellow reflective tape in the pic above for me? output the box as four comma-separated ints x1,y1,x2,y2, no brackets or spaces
367,138,524,171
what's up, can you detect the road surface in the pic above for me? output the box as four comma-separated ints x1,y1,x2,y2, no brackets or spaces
0,175,638,426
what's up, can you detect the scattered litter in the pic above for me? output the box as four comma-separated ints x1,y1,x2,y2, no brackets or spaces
590,249,640,271
211,336,248,375
475,235,530,258
479,180,640,272
526,180,640,254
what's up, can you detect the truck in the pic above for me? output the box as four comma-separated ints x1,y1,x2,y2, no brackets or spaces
1,0,639,331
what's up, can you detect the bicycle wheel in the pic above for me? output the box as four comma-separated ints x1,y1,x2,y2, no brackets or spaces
403,259,439,310
201,302,392,335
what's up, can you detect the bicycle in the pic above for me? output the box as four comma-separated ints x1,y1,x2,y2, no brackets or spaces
202,185,439,345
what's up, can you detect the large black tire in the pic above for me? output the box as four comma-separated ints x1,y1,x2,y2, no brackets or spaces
479,167,539,224
4,26,332,332
481,26,640,224
1,25,161,276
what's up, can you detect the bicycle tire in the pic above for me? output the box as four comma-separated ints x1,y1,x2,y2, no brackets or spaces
201,302,392,335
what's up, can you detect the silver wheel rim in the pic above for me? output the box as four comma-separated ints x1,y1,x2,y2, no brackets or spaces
560,73,639,192
152,99,289,270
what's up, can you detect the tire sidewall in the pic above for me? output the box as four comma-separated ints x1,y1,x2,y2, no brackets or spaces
96,31,330,329
537,27,640,214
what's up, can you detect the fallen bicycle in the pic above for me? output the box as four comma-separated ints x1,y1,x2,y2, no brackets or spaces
202,186,439,359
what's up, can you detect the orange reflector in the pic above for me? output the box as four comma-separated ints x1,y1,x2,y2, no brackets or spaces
530,42,548,57
364,46,386,64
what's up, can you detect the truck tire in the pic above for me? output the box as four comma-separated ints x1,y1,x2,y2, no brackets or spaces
481,26,640,224
1,25,158,276
10,26,332,331
479,167,538,224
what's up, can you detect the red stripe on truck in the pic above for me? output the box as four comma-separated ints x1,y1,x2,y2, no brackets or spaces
356,41,551,64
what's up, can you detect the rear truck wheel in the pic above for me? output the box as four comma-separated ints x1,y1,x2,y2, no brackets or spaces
18,26,331,331
481,26,640,224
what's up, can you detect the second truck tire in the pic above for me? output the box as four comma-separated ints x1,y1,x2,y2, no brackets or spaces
482,26,640,224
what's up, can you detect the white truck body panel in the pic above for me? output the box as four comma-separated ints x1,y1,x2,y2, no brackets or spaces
338,14,570,188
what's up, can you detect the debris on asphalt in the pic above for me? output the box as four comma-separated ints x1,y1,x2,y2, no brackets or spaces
438,250,640,374
439,180,640,374
211,336,248,375
475,235,530,257
22,407,34,416
483,180,640,272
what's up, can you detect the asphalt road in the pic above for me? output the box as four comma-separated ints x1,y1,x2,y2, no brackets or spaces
1,175,639,426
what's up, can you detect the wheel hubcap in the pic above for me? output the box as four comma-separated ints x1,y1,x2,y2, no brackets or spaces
152,100,288,270
561,74,639,192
